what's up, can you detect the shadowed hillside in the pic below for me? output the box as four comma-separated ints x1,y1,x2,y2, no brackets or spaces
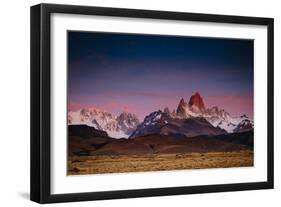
68,125,253,156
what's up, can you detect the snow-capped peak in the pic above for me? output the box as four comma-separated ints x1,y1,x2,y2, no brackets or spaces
68,107,139,138
233,119,254,133
174,93,253,133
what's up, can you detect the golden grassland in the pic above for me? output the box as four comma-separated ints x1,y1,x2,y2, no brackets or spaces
67,150,253,175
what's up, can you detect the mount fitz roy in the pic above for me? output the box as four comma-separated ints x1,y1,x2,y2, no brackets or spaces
68,92,253,138
174,92,253,134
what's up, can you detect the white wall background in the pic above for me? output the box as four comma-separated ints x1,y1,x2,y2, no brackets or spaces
0,0,279,206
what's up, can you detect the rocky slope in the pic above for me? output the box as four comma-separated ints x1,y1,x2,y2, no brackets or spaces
68,107,139,138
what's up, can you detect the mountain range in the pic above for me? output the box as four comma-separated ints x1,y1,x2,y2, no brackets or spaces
68,107,140,138
68,92,253,139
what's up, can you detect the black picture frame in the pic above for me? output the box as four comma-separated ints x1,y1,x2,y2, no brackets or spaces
30,3,274,204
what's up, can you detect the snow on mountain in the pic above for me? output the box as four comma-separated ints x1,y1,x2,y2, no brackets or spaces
68,107,139,138
176,98,202,118
233,119,254,133
175,92,253,133
130,110,226,138
68,92,253,139
205,108,252,133
116,112,140,135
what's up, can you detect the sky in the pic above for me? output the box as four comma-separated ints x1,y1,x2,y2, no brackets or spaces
68,31,253,121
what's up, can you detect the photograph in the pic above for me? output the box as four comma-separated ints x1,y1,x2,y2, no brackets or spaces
29,3,274,203
67,31,254,175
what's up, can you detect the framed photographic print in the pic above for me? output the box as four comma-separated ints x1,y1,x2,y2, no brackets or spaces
30,3,274,203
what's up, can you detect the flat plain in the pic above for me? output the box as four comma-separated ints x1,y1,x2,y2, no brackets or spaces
68,150,253,175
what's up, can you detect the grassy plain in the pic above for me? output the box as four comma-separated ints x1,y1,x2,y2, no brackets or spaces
67,150,253,175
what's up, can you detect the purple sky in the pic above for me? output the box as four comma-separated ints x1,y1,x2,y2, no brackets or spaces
68,32,254,121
